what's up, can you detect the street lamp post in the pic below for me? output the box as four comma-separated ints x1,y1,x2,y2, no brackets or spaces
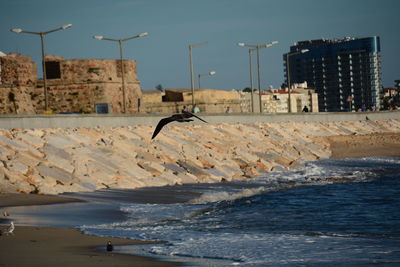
93,32,148,113
11,24,72,111
189,41,208,107
238,41,278,113
248,49,255,113
285,49,309,113
198,71,216,89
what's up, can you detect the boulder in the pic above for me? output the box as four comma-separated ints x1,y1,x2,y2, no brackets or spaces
37,164,73,185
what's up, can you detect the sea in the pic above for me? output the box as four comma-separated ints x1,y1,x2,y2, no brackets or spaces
6,156,400,266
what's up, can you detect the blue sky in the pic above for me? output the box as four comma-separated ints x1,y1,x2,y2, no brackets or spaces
1,0,399,90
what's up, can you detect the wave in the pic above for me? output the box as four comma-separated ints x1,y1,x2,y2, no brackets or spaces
189,163,382,205
189,187,267,204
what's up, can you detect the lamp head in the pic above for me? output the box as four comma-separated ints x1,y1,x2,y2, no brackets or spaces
271,41,279,45
209,71,216,75
237,42,246,47
301,49,309,53
62,24,72,30
139,32,148,37
93,35,104,40
11,28,22,33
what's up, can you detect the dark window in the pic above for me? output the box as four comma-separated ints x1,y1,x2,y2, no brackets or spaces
95,103,110,114
45,61,61,79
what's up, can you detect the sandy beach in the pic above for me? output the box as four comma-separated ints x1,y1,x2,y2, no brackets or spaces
0,226,179,267
1,133,400,267
0,196,181,266
327,133,400,159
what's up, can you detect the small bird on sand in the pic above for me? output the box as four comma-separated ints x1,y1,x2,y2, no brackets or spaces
2,221,15,236
151,110,207,139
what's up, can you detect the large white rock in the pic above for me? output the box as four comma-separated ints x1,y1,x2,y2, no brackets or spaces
37,164,72,185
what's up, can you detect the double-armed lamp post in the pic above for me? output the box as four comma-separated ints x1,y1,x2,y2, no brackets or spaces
189,41,208,106
11,24,73,111
285,49,309,113
93,32,148,113
238,41,278,113
198,71,216,89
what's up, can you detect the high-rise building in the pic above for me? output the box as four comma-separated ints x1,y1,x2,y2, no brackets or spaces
284,36,382,112
395,80,400,91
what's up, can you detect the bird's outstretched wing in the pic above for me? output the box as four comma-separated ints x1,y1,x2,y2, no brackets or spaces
152,112,207,139
182,110,208,123
191,113,207,123
151,116,176,139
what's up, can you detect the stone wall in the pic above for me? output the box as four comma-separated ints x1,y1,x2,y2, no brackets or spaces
45,57,142,114
0,53,37,86
0,85,38,114
141,89,243,114
1,118,399,194
0,54,39,114
0,53,142,114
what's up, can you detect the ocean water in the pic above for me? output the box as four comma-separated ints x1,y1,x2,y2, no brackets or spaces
79,157,400,266
6,157,400,266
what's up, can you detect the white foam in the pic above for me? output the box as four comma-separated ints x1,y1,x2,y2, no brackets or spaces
189,187,267,204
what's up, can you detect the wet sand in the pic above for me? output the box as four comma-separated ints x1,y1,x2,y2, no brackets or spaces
0,226,179,267
1,132,399,267
0,195,180,266
0,193,82,208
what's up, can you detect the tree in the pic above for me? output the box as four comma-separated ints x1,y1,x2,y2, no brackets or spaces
242,87,258,92
155,84,164,92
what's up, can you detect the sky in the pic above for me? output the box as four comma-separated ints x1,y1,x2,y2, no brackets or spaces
1,0,399,90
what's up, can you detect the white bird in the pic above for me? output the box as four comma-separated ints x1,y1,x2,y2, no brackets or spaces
3,221,15,235
3,211,9,217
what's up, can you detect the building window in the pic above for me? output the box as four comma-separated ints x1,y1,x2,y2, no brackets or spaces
45,61,61,79
95,103,110,114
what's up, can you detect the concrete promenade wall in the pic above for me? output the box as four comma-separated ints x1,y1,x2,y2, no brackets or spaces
0,111,399,129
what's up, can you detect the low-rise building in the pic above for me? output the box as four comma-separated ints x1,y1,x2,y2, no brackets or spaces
240,82,319,113
141,84,319,114
141,88,242,113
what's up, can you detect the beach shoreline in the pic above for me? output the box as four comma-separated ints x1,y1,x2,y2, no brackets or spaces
1,133,399,267
0,226,179,267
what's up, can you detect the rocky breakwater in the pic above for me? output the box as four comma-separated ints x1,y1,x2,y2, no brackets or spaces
1,119,400,194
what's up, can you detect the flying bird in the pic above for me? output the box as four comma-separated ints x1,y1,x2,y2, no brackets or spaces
151,110,207,139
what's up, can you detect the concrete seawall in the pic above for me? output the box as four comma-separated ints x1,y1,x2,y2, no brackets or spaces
0,112,399,194
0,111,399,129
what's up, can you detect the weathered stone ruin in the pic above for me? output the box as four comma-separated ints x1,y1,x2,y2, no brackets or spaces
0,53,38,114
0,53,142,114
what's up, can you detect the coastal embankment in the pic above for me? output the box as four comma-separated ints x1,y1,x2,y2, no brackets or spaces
1,111,400,195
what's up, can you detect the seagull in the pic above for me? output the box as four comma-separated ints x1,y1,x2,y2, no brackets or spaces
151,110,208,139
2,221,15,236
